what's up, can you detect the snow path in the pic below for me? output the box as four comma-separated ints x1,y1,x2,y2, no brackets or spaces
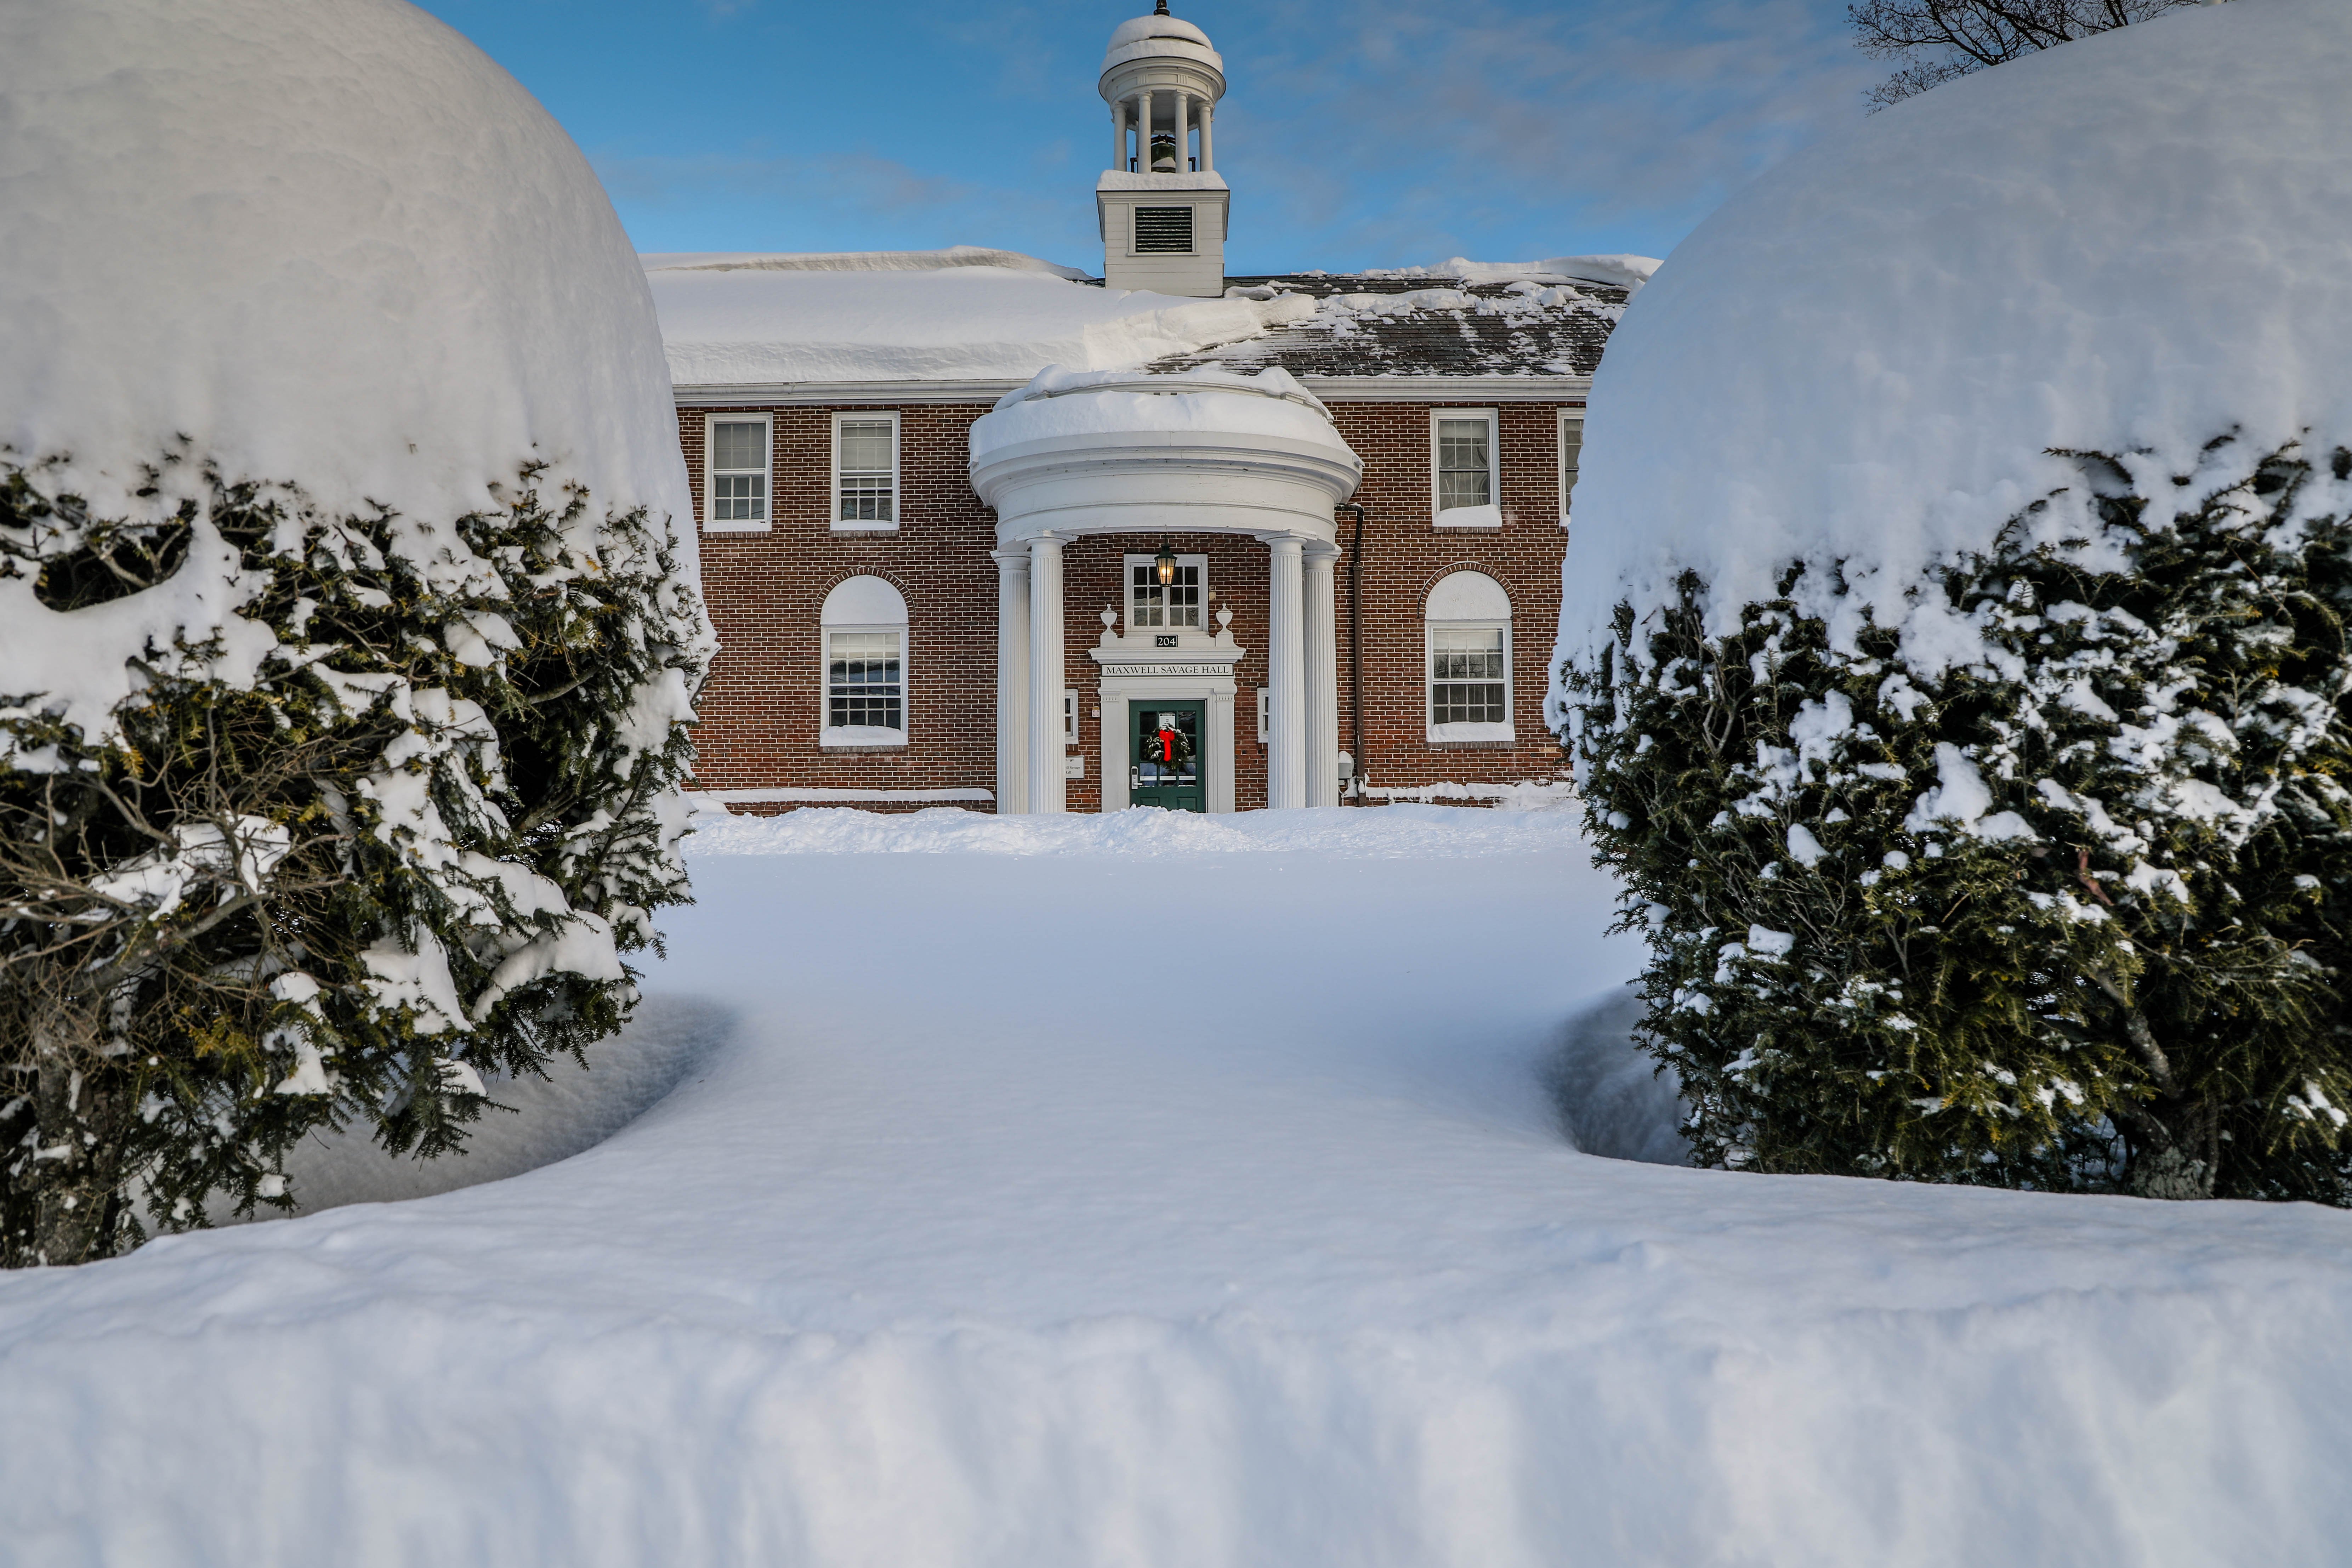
3,808,2349,1565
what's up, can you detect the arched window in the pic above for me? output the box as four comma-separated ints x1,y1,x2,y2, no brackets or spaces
1425,570,1513,743
819,575,907,747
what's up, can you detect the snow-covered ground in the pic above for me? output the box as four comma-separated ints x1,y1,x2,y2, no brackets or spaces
4,806,2349,1566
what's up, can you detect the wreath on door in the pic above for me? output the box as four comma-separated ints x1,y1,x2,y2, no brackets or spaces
1146,714,1195,766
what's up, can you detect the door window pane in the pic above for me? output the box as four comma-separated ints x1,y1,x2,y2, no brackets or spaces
1136,707,1200,786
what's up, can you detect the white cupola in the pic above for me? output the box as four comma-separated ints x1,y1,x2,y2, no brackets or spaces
1096,2,1228,298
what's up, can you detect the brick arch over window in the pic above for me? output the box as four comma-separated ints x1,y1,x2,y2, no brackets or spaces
1414,559,1512,604
820,573,907,626
819,574,909,748
1423,568,1514,744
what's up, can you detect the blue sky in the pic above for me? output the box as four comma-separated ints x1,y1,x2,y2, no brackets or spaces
414,0,1877,275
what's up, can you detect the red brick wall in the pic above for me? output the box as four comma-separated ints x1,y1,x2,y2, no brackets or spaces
1324,400,1573,797
685,404,1000,808
680,396,1575,812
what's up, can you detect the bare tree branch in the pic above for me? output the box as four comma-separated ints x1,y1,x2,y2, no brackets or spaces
1847,0,2207,108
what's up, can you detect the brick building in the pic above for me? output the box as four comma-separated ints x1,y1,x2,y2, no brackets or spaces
658,4,1639,814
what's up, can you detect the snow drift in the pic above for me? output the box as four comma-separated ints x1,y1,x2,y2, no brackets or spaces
4,815,2349,1564
1552,0,2352,678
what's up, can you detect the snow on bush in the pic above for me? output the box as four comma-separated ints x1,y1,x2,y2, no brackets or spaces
0,0,713,1263
1552,0,2352,1200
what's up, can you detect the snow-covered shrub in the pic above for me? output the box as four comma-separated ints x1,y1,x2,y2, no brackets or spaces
1548,0,2352,1200
1566,436,2352,1199
0,454,706,1262
0,0,713,1264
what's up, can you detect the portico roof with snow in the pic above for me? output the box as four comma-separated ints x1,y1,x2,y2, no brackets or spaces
970,365,1361,545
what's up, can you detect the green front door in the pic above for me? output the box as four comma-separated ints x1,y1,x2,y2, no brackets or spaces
1131,701,1206,812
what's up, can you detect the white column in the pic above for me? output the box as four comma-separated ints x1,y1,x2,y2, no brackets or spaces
1305,543,1340,808
993,549,1030,815
1265,535,1307,809
1134,94,1152,167
1175,92,1190,171
1112,100,1127,172
1027,535,1066,814
1198,98,1214,172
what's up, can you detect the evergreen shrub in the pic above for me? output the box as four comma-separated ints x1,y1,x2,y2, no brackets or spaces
1562,435,2352,1201
0,450,707,1263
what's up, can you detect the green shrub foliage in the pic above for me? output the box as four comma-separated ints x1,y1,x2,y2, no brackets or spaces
1562,436,2352,1201
0,450,708,1263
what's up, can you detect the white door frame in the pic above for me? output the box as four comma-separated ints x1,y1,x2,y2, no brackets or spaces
1092,651,1241,814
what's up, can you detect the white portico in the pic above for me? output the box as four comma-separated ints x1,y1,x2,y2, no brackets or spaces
970,367,1362,813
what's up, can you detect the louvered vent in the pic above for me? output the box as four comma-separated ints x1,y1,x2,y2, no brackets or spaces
1133,206,1195,254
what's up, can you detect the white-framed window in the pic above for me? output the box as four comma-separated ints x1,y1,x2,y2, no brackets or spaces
1125,553,1208,632
1431,409,1501,528
705,414,771,532
1256,686,1268,743
819,575,908,748
1064,688,1081,746
1559,411,1584,527
1425,570,1513,743
831,411,899,531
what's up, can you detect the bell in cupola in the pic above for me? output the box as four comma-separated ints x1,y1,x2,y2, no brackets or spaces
1148,130,1180,172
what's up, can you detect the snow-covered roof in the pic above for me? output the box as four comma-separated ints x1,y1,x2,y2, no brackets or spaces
1102,12,1220,75
1096,170,1230,193
1106,13,1212,52
1158,273,1627,382
640,246,1090,280
1557,0,2352,667
970,365,1363,541
647,250,1632,392
647,250,1311,388
970,367,1343,463
1377,256,1661,292
0,0,688,533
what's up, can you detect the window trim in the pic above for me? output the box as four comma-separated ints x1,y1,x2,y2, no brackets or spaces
1430,409,1502,529
704,412,773,533
1424,570,1515,744
818,575,910,750
818,624,908,748
1123,552,1210,633
1558,410,1584,529
830,410,902,534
